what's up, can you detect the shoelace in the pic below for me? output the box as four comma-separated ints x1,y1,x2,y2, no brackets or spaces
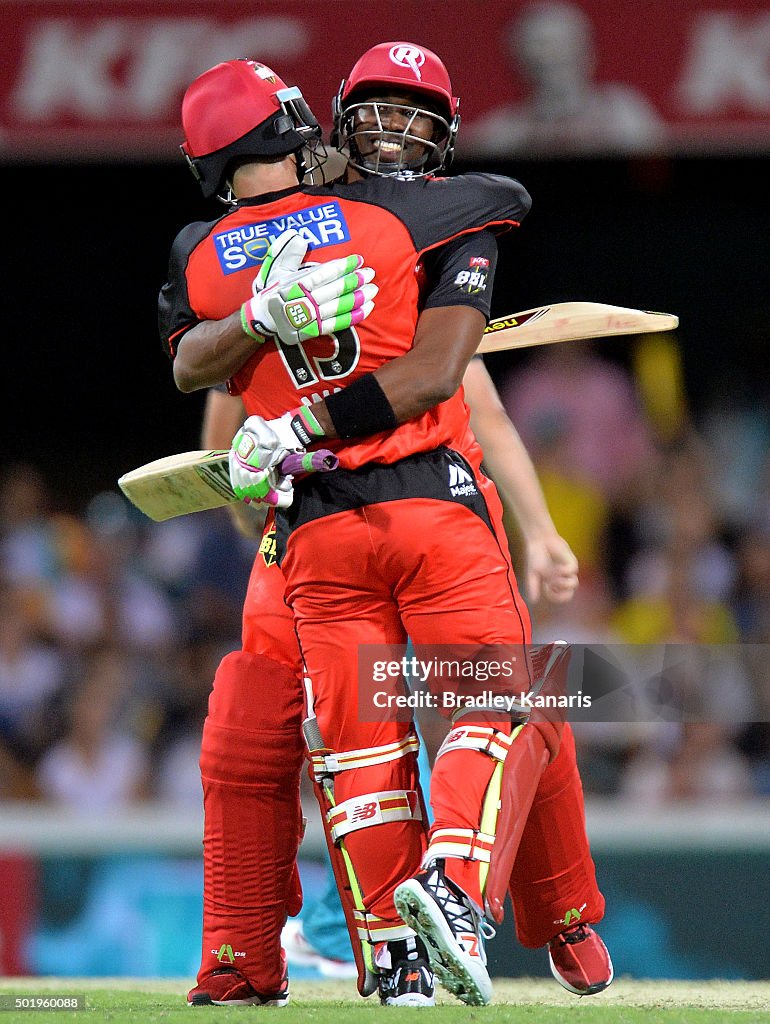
426,868,497,951
558,923,590,945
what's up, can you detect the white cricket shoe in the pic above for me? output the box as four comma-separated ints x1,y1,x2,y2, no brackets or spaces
394,860,494,1006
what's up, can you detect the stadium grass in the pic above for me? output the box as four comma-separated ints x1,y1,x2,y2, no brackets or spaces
1,979,769,1023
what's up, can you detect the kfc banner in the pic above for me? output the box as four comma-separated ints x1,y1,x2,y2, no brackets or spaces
1,1,769,159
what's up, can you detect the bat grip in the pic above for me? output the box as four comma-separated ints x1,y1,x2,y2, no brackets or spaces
279,449,339,476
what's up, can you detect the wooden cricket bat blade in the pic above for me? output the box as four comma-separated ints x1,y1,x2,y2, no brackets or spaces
118,448,339,522
478,302,678,355
119,450,233,521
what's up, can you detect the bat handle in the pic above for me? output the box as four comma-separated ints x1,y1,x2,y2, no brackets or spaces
279,449,339,476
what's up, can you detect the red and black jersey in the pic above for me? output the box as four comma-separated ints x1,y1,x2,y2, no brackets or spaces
159,172,530,469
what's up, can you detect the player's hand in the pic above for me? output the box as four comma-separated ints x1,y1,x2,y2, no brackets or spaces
228,457,295,508
241,229,377,346
228,412,306,505
525,534,579,604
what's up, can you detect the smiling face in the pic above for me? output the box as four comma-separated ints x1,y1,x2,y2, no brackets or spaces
340,89,452,177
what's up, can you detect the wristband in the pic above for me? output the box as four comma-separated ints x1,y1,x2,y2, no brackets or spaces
290,404,326,447
324,373,397,439
240,303,269,344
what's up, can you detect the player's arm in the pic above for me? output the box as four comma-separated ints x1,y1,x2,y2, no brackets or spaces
308,229,501,438
158,220,254,379
304,177,532,433
462,357,579,604
161,230,376,391
201,387,247,448
175,313,259,392
229,230,491,502
229,231,501,502
307,304,485,437
229,297,486,503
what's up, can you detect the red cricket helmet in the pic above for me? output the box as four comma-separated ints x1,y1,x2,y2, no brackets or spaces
332,42,461,177
181,59,321,199
340,42,459,118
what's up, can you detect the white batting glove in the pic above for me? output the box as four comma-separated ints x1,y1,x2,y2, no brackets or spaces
241,229,377,346
229,464,294,508
228,411,310,505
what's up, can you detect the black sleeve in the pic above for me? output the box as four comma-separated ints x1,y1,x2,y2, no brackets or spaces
416,173,531,254
421,230,498,320
345,172,531,255
157,220,212,361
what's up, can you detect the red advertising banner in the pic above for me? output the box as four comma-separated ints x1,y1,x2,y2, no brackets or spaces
1,0,769,160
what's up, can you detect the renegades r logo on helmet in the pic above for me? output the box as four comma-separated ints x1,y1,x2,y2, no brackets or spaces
389,45,425,80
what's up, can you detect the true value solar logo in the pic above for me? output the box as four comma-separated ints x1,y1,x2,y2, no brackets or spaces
213,202,351,275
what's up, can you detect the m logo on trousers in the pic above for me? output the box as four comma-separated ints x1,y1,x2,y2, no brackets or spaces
448,463,477,497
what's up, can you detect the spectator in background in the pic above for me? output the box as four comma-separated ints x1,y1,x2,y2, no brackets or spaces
467,1,665,157
36,649,149,812
625,485,737,609
500,343,656,502
620,723,754,806
701,394,770,531
0,587,64,746
0,464,58,619
145,638,226,806
499,343,656,591
731,526,770,642
613,548,740,648
43,502,176,652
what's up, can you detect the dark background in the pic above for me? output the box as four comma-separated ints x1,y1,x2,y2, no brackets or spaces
3,154,769,510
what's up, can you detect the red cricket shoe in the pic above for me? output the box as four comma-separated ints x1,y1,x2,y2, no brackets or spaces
548,923,614,996
187,966,289,1007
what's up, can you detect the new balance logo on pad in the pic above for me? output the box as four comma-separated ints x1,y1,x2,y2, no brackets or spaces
448,463,478,498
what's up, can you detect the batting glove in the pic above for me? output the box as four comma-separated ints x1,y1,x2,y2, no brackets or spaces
241,229,377,346
228,462,295,508
228,407,325,505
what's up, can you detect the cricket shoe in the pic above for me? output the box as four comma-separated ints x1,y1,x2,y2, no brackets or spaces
375,935,435,1006
281,918,357,979
187,965,289,1007
548,923,614,996
394,861,494,1006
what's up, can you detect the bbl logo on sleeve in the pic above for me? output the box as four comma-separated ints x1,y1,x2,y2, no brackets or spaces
213,202,351,275
454,255,489,294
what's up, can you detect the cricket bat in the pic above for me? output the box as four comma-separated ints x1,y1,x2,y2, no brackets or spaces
118,450,337,522
478,301,677,355
119,300,677,522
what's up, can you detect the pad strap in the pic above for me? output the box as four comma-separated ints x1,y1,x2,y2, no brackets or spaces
424,827,497,865
309,731,419,782
327,789,422,842
435,724,513,763
354,910,415,944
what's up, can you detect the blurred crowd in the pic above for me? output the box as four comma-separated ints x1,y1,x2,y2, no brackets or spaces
1,336,769,810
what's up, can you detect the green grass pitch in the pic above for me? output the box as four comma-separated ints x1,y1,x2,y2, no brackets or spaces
1,978,769,1023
